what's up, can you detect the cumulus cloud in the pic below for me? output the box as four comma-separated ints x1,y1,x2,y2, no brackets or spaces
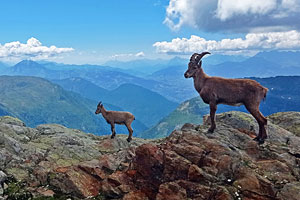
164,0,300,32
0,37,74,60
153,30,300,54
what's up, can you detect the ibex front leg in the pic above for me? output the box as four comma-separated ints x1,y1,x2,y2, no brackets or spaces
110,123,116,139
208,102,217,133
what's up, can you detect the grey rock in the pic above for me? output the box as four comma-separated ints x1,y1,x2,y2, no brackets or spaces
36,124,66,135
4,136,23,154
0,171,6,196
268,112,300,137
0,116,26,127
0,171,6,184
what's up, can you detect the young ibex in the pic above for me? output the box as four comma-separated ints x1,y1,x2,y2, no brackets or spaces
184,52,268,144
95,102,135,142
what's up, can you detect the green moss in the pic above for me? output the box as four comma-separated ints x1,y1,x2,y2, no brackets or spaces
38,137,56,145
268,112,300,136
289,126,300,136
48,172,56,180
33,197,56,200
0,115,24,124
237,113,254,123
91,192,106,200
224,111,254,124
48,153,60,161
3,177,32,200
29,140,52,150
6,168,28,181
33,195,72,200
56,158,79,167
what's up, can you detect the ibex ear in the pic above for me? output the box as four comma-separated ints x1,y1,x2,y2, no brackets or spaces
197,60,202,68
98,101,102,106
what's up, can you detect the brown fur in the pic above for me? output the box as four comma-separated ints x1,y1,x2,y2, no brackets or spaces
95,102,135,142
184,52,268,144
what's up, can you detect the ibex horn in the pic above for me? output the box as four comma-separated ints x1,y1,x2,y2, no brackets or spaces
196,52,210,61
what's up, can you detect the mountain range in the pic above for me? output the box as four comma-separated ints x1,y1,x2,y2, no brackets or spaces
104,57,187,75
1,59,184,103
0,62,8,73
255,50,300,67
1,50,300,103
0,50,300,138
205,56,300,78
2,60,160,90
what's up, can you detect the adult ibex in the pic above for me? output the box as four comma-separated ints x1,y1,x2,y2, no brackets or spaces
184,52,268,144
95,102,135,142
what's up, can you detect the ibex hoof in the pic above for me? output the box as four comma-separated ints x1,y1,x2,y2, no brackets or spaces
127,137,132,142
111,135,115,139
258,138,265,145
253,137,265,145
207,128,215,133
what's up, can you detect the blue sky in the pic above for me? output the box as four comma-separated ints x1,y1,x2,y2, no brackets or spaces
1,0,300,64
0,0,169,61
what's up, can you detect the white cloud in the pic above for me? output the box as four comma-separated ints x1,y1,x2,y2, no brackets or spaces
153,30,300,54
0,37,74,61
216,0,277,20
164,0,300,32
164,0,199,31
111,51,145,60
135,51,145,57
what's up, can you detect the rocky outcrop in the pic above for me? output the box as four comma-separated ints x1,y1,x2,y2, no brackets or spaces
98,111,300,200
1,112,300,199
0,116,157,199
268,112,300,137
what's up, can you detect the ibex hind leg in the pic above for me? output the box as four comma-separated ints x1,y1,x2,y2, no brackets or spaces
245,104,267,144
254,114,267,144
125,123,133,142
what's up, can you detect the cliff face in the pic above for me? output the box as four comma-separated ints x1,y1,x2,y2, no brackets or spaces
1,112,300,200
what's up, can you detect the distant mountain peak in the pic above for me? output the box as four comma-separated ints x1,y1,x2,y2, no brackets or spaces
17,59,37,64
15,60,42,68
168,56,187,66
